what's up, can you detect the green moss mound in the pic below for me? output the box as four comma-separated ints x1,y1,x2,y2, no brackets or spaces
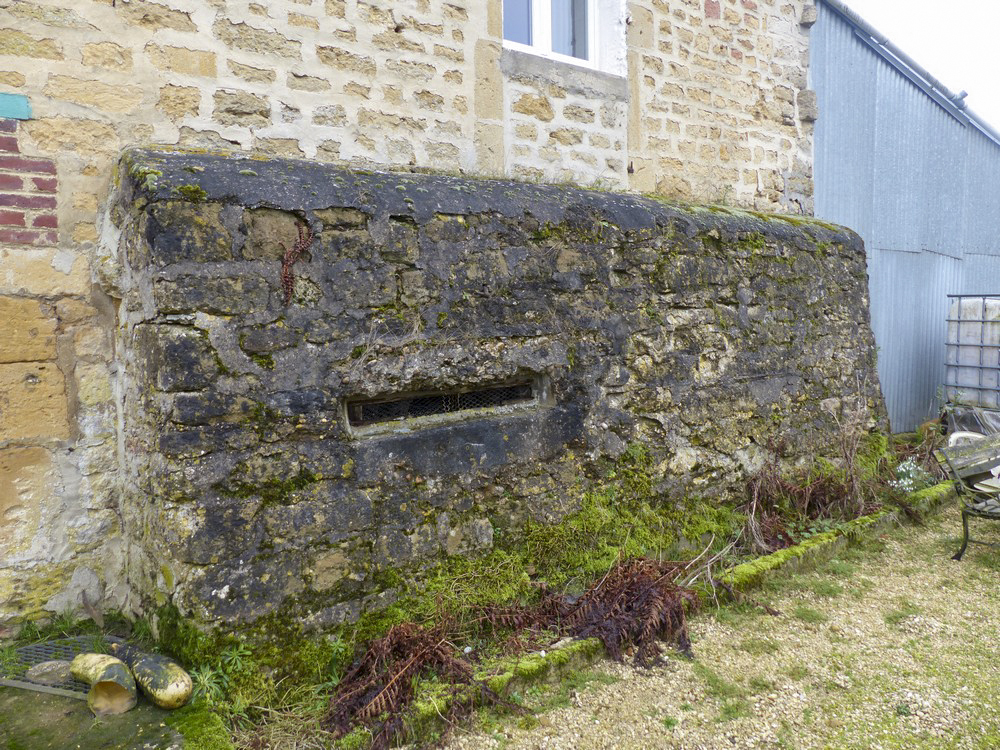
166,705,233,750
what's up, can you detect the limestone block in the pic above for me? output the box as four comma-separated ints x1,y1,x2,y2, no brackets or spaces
76,363,113,407
798,89,818,122
316,46,376,76
56,299,97,325
243,208,302,261
229,61,275,83
627,4,655,49
44,76,143,115
82,42,132,70
254,138,305,158
474,40,503,120
0,247,90,298
147,202,233,263
475,122,504,173
23,117,118,155
313,104,346,126
288,13,319,29
550,128,584,146
5,3,92,28
564,105,596,123
315,140,341,160
135,325,221,393
0,30,62,59
158,85,201,120
146,44,217,77
119,1,196,32
213,20,301,59
0,72,25,87
72,223,98,244
512,93,554,122
153,276,271,316
0,446,57,559
0,297,56,364
0,363,69,441
213,90,270,127
288,73,330,92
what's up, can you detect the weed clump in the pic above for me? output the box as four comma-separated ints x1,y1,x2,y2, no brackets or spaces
742,430,921,554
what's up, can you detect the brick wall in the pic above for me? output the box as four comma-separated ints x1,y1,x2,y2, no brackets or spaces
0,0,819,625
0,121,58,246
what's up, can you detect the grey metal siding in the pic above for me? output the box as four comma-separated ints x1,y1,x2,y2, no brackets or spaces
813,1,1000,431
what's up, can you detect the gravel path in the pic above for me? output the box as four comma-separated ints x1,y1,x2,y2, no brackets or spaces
445,502,1000,750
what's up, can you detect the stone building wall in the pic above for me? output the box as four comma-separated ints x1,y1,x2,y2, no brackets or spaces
0,0,820,625
110,150,880,626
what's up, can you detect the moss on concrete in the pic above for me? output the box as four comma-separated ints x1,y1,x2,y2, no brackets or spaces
165,704,234,750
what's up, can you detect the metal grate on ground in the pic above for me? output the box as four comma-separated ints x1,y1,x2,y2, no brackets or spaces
1,635,125,700
347,381,536,427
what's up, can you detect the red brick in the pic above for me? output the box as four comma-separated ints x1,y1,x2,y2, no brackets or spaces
0,174,21,190
31,177,57,193
0,120,16,133
32,213,58,229
0,193,56,209
0,228,58,246
0,136,17,153
0,156,56,175
0,210,24,227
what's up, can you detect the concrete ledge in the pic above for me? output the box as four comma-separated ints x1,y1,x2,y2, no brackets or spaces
500,48,628,101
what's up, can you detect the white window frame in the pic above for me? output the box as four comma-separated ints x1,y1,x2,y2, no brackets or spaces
502,0,603,73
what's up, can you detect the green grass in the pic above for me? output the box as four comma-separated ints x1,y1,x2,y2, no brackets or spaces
884,598,922,626
525,669,620,713
711,603,762,628
810,580,844,598
739,637,779,656
692,663,743,700
791,605,829,624
784,664,810,681
717,699,751,722
748,676,776,693
821,559,857,577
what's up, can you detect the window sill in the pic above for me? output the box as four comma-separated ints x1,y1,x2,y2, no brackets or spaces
500,46,627,102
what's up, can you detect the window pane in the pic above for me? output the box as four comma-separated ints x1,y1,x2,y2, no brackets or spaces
503,0,532,45
552,0,587,59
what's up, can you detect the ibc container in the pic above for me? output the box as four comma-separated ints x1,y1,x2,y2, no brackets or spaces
945,295,1000,409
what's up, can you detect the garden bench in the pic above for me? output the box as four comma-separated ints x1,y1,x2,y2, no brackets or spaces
935,433,1000,560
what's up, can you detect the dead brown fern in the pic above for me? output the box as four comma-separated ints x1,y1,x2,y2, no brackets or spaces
476,558,698,667
324,558,699,746
323,622,513,749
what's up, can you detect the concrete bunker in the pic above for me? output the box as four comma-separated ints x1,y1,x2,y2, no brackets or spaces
106,149,884,628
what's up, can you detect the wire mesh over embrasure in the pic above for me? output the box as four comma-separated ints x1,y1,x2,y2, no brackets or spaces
0,635,124,700
347,381,535,427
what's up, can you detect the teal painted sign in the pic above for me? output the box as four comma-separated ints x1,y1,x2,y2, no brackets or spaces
0,93,31,120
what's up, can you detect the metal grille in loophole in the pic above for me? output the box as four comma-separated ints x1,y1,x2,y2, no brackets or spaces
1,635,124,699
348,381,535,427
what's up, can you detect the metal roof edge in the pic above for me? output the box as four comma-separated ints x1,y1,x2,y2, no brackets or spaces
818,0,1000,148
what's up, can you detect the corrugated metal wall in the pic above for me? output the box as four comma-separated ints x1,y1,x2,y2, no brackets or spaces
812,1,1000,431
